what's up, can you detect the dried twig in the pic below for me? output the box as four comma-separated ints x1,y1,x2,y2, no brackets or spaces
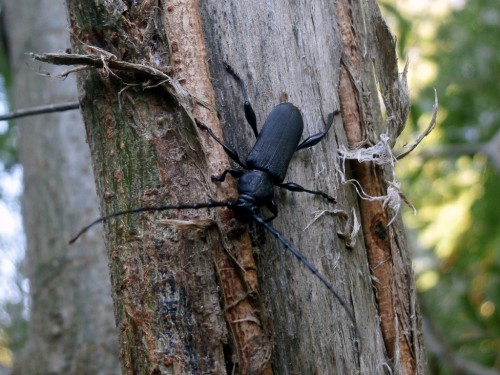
30,52,212,114
397,90,438,160
4,51,216,125
30,52,174,80
0,101,80,121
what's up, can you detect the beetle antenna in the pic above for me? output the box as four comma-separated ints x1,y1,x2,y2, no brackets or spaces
69,200,233,244
251,214,358,332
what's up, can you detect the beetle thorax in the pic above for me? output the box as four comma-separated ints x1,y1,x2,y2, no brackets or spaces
237,170,274,206
233,170,274,222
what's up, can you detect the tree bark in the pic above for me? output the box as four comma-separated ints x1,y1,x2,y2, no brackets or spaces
4,0,120,374
65,0,425,374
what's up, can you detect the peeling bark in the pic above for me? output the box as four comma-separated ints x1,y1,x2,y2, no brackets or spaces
336,0,424,373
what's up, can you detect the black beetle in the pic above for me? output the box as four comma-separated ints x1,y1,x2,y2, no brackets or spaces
195,63,337,223
70,64,356,327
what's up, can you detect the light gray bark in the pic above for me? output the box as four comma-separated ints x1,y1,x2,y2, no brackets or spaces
200,2,387,373
4,0,119,374
200,1,423,373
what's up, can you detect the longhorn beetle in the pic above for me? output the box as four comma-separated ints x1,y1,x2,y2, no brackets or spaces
70,63,357,328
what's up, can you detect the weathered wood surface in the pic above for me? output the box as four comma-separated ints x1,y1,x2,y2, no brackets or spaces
65,0,424,373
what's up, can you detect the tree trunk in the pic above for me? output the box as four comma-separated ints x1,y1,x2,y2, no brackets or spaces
4,1,120,374
65,0,425,374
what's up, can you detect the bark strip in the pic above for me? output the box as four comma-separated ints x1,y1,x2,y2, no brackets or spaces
163,1,273,373
336,0,420,373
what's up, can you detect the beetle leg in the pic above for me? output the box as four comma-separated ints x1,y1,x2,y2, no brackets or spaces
295,110,339,151
224,62,259,138
264,200,278,222
211,167,244,182
196,120,247,169
278,182,336,204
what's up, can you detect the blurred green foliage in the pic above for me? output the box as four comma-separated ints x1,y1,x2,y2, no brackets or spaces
383,0,500,373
